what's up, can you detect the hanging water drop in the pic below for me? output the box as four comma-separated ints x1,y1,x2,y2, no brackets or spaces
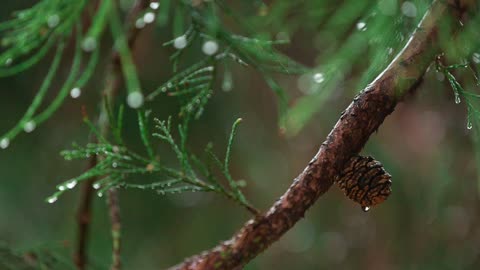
143,12,156,24
47,14,60,28
127,92,144,108
455,93,461,104
202,41,219,56
47,196,58,204
66,180,77,189
150,2,159,9
135,18,145,29
0,138,10,149
5,58,12,66
97,192,103,197
401,2,417,17
362,206,370,212
93,183,101,189
174,35,187,49
23,121,36,133
467,118,473,130
356,21,367,31
57,185,66,191
70,87,81,99
82,37,97,52
313,73,325,84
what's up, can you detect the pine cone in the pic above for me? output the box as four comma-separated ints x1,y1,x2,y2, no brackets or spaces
335,155,392,211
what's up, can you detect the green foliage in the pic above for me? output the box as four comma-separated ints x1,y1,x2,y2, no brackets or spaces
47,105,257,213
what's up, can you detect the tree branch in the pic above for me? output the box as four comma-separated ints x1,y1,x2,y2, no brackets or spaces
169,1,471,269
74,1,150,269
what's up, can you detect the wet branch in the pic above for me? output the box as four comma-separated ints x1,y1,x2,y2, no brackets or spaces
168,1,473,269
74,0,150,269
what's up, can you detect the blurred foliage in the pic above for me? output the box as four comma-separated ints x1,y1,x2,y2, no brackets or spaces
1,0,480,270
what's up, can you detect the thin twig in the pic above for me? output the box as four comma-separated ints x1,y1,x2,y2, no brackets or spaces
168,1,474,269
74,0,150,269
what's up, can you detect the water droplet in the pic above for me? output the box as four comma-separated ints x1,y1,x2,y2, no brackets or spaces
356,21,367,31
150,2,160,9
0,138,10,149
313,73,325,84
472,53,480,64
467,119,473,130
23,121,36,133
47,14,60,28
362,206,370,212
82,37,97,52
135,18,145,29
202,40,219,56
127,92,144,108
66,180,77,189
5,58,12,66
174,35,187,49
70,87,81,99
93,183,101,189
48,196,58,204
455,93,461,104
112,162,118,168
401,2,417,18
143,12,155,24
97,192,103,197
57,185,66,191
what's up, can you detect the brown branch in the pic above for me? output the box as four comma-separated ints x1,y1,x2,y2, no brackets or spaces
169,1,471,269
74,0,150,269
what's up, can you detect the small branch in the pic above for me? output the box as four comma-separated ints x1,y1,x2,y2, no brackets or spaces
74,0,150,269
168,1,472,269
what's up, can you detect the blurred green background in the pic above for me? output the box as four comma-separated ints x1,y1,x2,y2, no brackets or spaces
1,0,480,269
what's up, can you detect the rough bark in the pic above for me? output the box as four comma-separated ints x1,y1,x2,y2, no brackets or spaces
169,1,471,269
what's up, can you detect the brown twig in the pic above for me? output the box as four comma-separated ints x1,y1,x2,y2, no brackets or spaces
74,0,150,269
168,1,472,269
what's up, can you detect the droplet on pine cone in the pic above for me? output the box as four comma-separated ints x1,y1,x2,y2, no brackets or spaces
335,155,392,211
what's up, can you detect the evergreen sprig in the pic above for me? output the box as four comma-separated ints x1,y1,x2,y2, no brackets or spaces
47,106,258,214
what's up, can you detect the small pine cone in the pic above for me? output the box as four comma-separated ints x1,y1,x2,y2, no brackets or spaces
335,155,392,211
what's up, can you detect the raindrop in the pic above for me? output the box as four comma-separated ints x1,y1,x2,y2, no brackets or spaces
150,2,160,10
467,118,473,130
472,53,480,64
93,183,101,189
48,196,58,204
57,185,66,191
82,37,97,52
5,58,12,66
66,180,77,189
143,12,155,24
135,18,145,29
0,138,10,149
455,93,461,104
313,73,325,84
174,35,187,49
70,87,81,99
127,92,144,108
401,2,417,18
23,121,36,133
356,21,367,31
97,192,103,197
202,41,219,56
47,14,60,28
362,206,370,212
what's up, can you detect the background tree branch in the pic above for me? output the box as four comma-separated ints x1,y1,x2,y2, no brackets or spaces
74,1,150,269
169,1,473,269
